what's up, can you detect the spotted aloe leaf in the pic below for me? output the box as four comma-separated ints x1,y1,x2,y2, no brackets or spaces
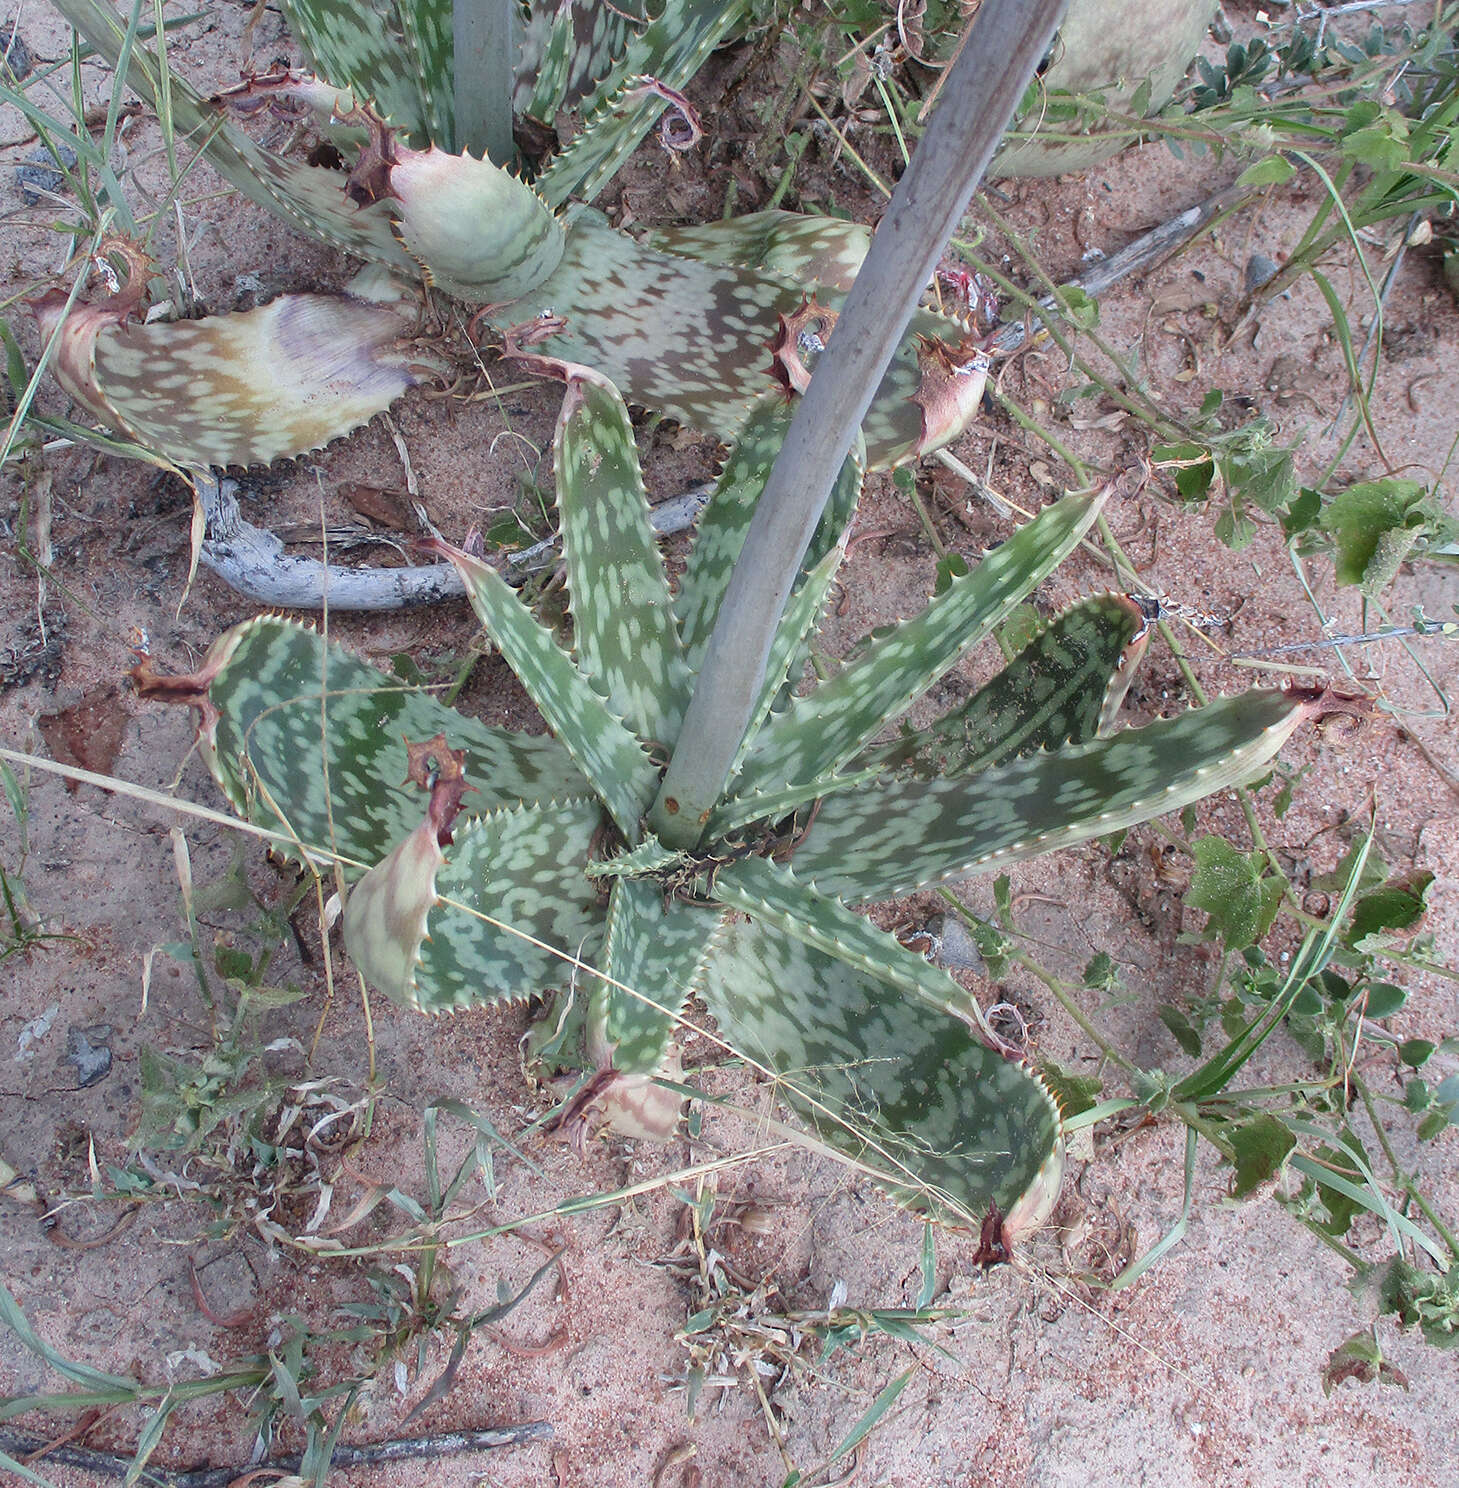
673,392,862,740
533,0,751,209
280,0,452,148
675,396,795,667
503,208,982,470
54,1,414,268
33,279,436,470
791,687,1327,903
132,616,587,869
712,857,1001,1044
338,727,604,1012
429,539,658,839
864,591,1154,778
590,875,723,1090
648,210,874,294
714,491,1106,834
699,913,1065,1229
375,797,606,1012
552,365,692,747
350,121,567,301
517,0,647,121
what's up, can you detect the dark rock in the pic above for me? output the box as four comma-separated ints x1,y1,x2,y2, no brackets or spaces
18,142,79,207
2,25,32,82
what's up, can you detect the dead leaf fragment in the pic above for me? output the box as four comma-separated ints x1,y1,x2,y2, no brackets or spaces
37,685,129,790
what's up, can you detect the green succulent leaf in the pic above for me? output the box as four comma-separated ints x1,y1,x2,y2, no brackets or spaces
587,834,685,881
675,396,796,669
712,857,999,1043
535,0,750,208
741,544,847,761
383,146,565,303
789,688,1323,902
718,492,1106,833
421,799,605,1010
347,797,605,1013
556,372,691,748
700,917,1063,1227
675,397,862,699
593,877,723,1075
55,0,416,268
518,0,646,120
41,290,434,470
163,616,586,871
281,0,451,148
649,210,873,293
864,592,1152,778
433,542,659,838
501,208,980,470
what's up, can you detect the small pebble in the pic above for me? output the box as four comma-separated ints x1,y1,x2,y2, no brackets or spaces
64,1024,113,1089
17,142,79,206
927,914,985,974
1244,252,1282,293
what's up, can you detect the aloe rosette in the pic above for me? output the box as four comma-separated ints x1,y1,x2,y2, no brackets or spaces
46,0,989,473
138,355,1327,1243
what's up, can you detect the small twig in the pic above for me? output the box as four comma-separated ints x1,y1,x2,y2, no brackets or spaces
984,182,1254,360
1234,622,1457,657
0,1424,553,1487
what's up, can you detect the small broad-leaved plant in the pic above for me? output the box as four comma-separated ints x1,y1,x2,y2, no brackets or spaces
136,348,1331,1246
44,0,990,475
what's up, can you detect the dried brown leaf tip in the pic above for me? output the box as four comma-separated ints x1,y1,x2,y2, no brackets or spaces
30,235,157,428
212,67,353,124
764,296,838,397
498,313,605,392
342,104,399,209
129,625,246,746
910,331,991,457
403,733,476,846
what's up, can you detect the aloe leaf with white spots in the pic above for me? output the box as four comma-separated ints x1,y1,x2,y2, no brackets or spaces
281,0,452,148
714,490,1107,834
648,210,874,293
54,0,414,268
587,877,725,1130
789,688,1326,904
699,916,1066,1229
349,796,606,1013
863,591,1155,778
428,537,658,839
712,857,1001,1044
533,0,751,209
553,368,692,748
133,615,587,870
145,357,1331,1243
33,278,438,471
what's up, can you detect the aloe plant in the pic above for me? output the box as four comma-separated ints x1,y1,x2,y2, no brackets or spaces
135,340,1331,1240
42,0,991,477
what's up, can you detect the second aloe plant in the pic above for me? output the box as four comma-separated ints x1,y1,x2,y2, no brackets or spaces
138,344,1328,1241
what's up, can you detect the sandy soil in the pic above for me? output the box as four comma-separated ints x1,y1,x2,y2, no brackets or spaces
1,5,1457,1487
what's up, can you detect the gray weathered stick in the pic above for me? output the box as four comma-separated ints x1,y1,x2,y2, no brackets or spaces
195,473,709,610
